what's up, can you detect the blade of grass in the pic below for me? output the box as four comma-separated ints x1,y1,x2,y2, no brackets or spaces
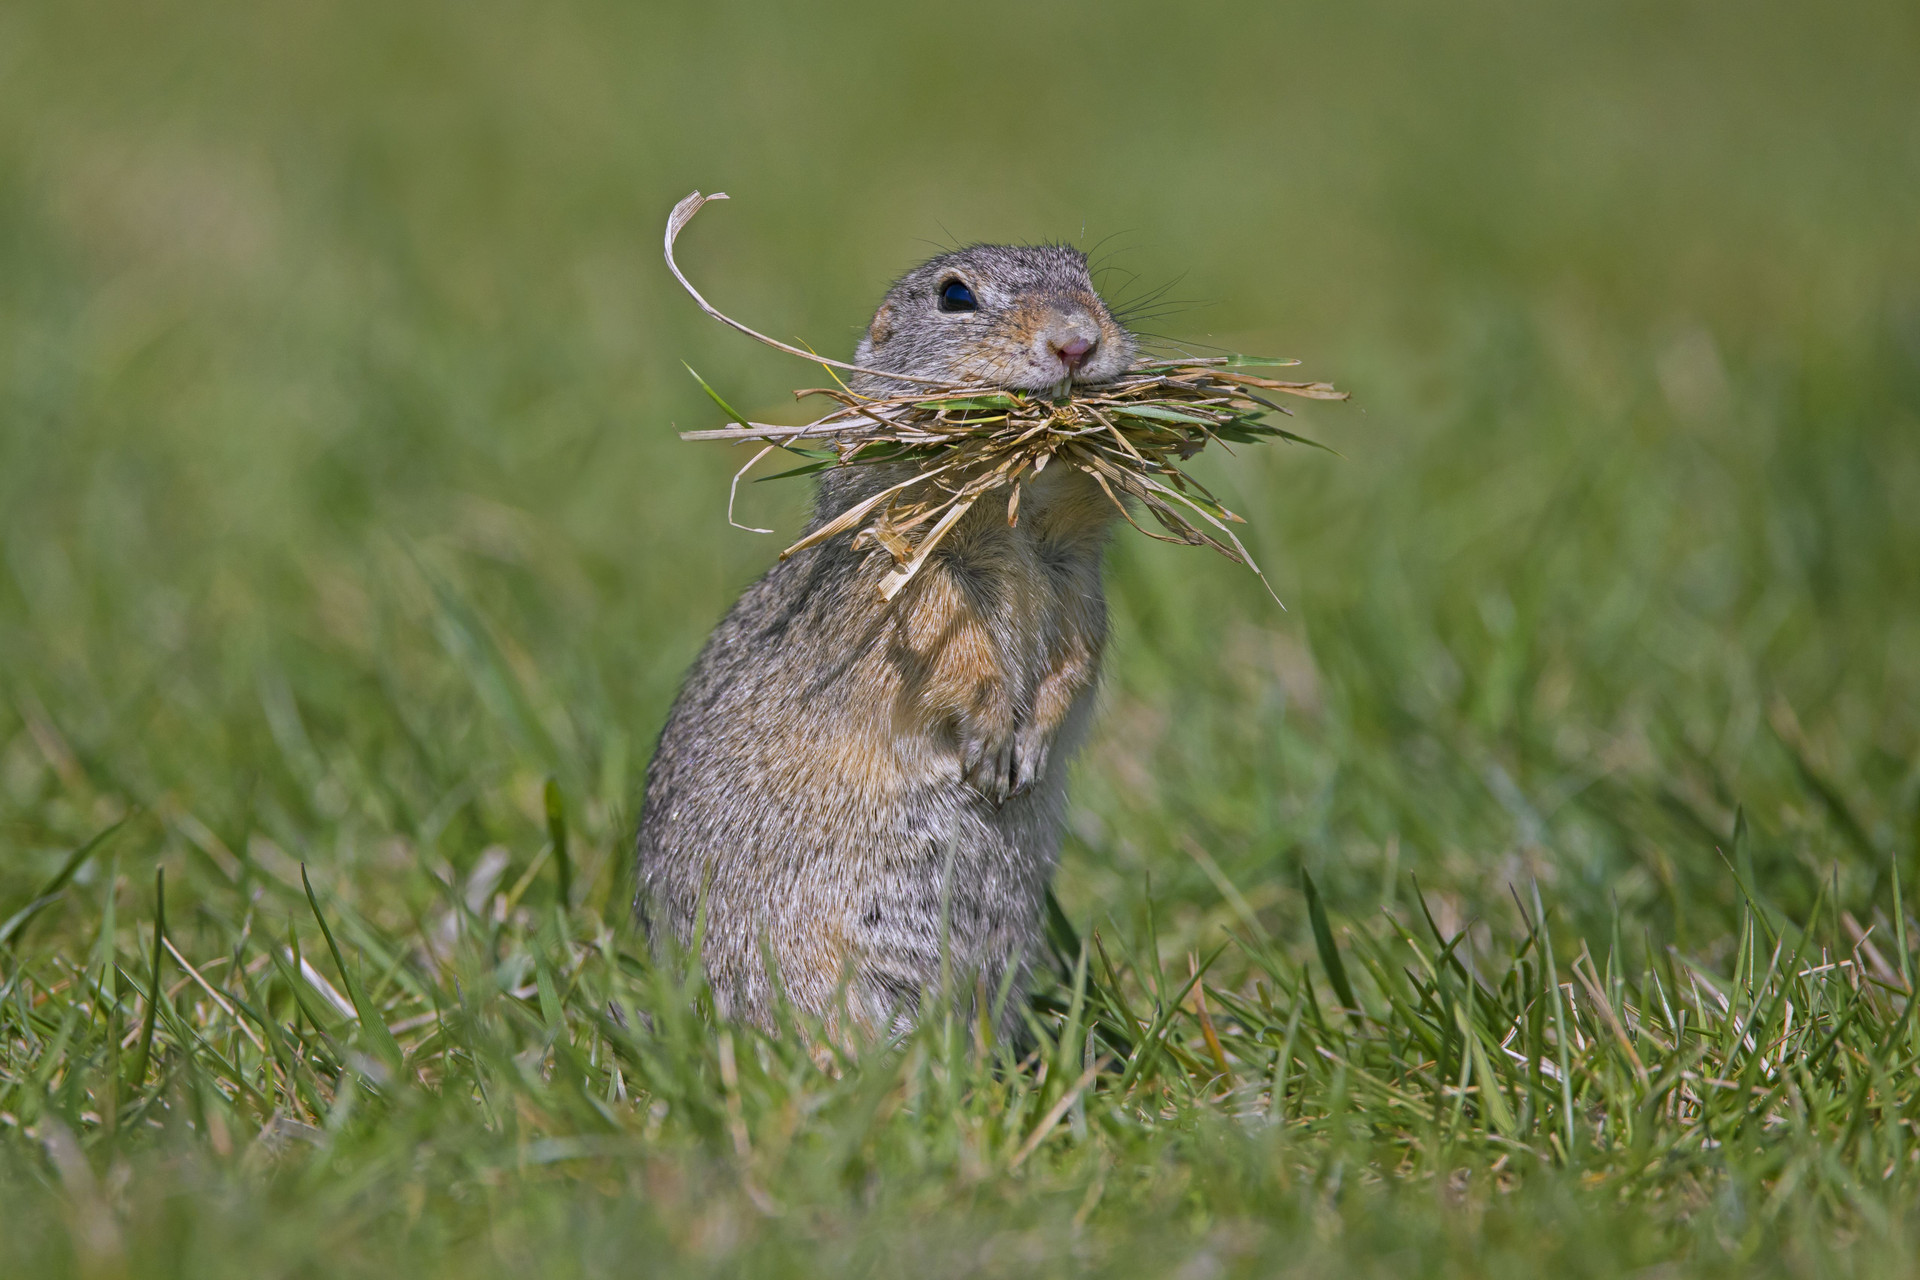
0,815,132,950
301,864,405,1076
125,867,166,1092
1302,868,1361,1024
545,778,572,910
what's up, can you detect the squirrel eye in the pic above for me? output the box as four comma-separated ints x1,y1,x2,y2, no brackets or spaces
937,279,978,312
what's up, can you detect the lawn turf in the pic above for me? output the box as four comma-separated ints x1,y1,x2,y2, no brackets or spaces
3,0,1919,1274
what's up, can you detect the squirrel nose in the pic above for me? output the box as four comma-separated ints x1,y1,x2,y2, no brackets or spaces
1052,334,1095,371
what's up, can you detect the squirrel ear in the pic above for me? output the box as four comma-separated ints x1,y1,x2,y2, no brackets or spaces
869,304,893,347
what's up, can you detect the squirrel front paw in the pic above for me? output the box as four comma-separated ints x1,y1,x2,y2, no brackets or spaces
960,728,1019,806
1011,720,1051,796
961,720,1055,805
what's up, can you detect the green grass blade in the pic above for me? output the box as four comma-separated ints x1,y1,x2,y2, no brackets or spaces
1302,868,1361,1022
125,867,166,1093
301,864,405,1076
0,815,132,950
545,777,572,910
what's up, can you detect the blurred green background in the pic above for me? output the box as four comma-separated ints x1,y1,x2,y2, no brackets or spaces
3,0,1918,978
5,1,1920,1275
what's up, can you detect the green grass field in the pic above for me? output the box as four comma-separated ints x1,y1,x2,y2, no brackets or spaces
4,0,1919,1274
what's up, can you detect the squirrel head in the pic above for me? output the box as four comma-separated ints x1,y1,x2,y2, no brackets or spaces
853,244,1136,396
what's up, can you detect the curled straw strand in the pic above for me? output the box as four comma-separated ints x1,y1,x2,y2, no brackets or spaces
664,190,1348,600
667,192,953,387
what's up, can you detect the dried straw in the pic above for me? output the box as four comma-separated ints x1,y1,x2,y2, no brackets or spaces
665,190,1347,601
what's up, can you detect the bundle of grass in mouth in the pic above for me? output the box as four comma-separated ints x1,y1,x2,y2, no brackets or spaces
665,191,1348,600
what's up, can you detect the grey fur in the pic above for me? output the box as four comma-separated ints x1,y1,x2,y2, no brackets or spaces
636,242,1136,1035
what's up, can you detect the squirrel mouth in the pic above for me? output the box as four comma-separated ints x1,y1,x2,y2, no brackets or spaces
1053,364,1122,397
992,364,1118,396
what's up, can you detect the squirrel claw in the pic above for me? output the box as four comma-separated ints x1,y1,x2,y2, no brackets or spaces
962,724,1053,805
1010,724,1050,797
1011,748,1045,797
961,736,1018,807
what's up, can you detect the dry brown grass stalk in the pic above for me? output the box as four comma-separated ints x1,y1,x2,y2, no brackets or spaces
665,190,1347,600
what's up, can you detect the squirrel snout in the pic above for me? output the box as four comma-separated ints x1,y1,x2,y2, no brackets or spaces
1043,313,1103,379
1052,335,1095,370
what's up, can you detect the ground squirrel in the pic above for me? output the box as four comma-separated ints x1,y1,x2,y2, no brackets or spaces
637,243,1136,1034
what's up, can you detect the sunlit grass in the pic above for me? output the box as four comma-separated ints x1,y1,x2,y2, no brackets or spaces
3,0,1918,1274
7,801,1920,1276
